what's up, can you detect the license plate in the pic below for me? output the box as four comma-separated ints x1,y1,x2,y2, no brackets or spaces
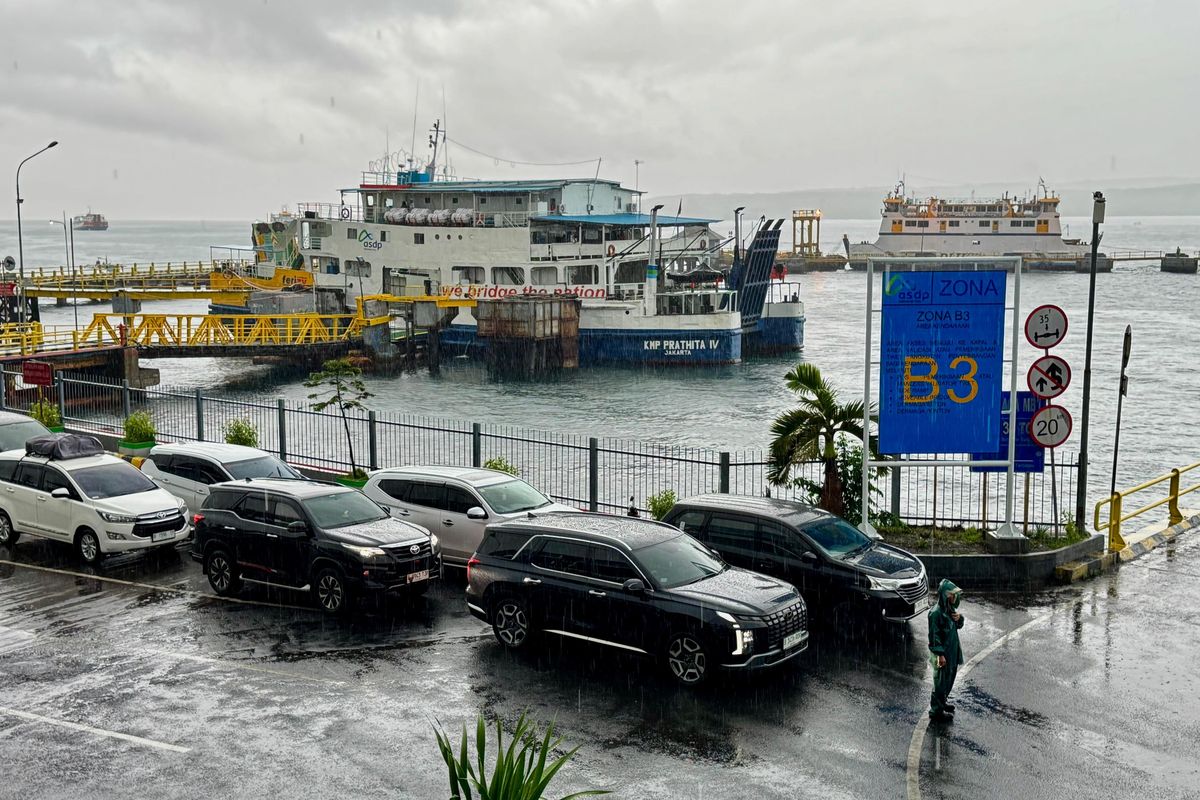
407,569,430,584
151,530,174,542
783,630,807,650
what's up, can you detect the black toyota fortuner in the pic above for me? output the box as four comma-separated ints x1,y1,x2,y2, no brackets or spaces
466,511,808,686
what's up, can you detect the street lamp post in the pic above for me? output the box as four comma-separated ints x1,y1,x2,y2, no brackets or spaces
1075,191,1105,532
15,141,59,324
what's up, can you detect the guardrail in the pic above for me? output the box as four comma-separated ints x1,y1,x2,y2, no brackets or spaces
82,313,386,349
24,260,252,285
1094,462,1200,552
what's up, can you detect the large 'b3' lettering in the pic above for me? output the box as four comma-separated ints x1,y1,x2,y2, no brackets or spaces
903,356,979,404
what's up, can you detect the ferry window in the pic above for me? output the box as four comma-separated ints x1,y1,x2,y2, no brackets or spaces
582,228,601,243
453,266,485,284
979,221,990,228
567,264,598,284
414,233,425,244
479,197,487,205
492,267,524,285
1023,220,1036,227
1010,221,1021,227
948,221,960,227
346,228,358,240
531,266,558,285
917,220,929,228
380,230,387,242
423,196,430,203
347,260,371,277
452,197,458,204
904,221,917,227
515,197,523,206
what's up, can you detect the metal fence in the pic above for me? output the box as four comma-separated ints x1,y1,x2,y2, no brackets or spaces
0,368,1076,530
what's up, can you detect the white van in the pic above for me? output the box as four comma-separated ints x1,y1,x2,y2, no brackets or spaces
139,442,303,516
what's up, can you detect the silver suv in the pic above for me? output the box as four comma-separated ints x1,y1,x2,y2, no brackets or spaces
361,466,577,567
139,442,302,516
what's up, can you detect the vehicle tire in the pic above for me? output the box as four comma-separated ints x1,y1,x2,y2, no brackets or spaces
665,632,710,687
491,596,534,650
75,528,101,565
0,511,18,546
205,549,242,596
313,567,351,615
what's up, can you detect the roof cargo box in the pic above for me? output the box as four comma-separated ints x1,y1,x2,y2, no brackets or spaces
25,433,105,460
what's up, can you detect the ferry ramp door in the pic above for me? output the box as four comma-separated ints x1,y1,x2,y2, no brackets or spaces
728,218,783,328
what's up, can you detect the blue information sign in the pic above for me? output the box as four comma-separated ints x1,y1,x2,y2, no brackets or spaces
879,270,1006,454
970,391,1046,473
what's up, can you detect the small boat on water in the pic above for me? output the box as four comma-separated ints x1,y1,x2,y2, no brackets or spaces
73,211,109,231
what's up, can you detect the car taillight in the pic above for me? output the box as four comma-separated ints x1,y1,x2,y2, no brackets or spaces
192,513,204,526
466,556,480,584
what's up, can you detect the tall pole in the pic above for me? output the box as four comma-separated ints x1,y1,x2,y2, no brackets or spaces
69,215,78,329
1111,325,1132,497
15,141,59,324
634,159,642,213
1075,191,1105,531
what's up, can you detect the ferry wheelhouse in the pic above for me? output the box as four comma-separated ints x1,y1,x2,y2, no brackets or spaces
251,161,804,364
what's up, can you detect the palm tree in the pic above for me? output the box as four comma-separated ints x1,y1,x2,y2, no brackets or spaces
767,363,877,517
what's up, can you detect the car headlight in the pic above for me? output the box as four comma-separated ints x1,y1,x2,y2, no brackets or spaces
868,575,906,591
716,611,738,624
429,533,440,551
341,543,386,559
732,628,755,655
99,511,137,524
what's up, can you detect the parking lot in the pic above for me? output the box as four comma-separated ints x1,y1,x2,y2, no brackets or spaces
1,531,1197,800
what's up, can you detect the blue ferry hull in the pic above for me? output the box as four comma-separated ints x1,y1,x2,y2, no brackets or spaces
744,315,805,355
440,324,741,366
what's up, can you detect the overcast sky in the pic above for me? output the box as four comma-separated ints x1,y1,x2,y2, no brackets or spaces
2,0,1196,220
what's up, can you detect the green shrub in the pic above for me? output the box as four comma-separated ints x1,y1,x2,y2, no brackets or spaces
646,489,677,521
484,456,519,476
433,712,608,800
223,418,259,448
30,399,62,428
123,410,155,443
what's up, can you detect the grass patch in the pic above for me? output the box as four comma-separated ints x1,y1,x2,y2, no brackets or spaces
878,522,1089,554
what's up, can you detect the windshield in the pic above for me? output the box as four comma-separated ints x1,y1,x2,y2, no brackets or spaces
226,455,302,480
71,462,160,500
634,534,726,589
802,517,874,557
301,491,388,529
477,478,552,515
0,420,50,452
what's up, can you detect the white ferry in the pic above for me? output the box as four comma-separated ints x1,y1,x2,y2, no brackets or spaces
248,140,804,364
847,182,1109,272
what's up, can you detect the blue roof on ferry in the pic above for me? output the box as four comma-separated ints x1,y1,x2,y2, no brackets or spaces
533,213,716,227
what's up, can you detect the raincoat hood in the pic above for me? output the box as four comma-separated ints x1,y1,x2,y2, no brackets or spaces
936,578,962,611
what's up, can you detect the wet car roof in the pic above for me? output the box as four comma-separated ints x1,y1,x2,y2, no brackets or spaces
490,511,682,550
211,478,352,499
672,494,830,526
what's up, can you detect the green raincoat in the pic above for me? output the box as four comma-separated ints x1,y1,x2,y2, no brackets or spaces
927,578,964,718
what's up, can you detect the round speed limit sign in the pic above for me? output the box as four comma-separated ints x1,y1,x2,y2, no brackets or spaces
1028,404,1073,448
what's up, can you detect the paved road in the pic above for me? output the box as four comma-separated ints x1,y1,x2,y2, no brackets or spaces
0,532,1196,799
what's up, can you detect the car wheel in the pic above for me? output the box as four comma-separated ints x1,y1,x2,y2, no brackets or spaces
0,511,18,546
75,529,101,565
491,597,534,650
206,549,242,596
314,568,351,614
665,632,710,686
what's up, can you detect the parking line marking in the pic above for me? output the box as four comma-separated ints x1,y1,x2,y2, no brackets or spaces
905,611,1052,800
0,560,313,612
0,706,190,753
145,650,347,685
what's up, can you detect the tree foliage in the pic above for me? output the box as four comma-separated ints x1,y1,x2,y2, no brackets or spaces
304,358,373,477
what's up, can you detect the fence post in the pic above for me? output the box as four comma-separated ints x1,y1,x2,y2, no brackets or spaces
277,398,288,460
368,410,379,470
56,375,67,422
719,452,730,494
1168,468,1183,526
890,464,901,518
121,378,131,419
472,423,482,468
588,437,599,512
0,370,6,410
195,389,205,441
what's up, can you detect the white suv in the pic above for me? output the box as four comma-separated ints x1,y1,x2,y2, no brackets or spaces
361,465,577,567
0,443,190,564
139,442,303,516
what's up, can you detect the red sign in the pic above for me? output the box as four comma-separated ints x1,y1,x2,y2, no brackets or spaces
22,361,53,387
0,283,16,297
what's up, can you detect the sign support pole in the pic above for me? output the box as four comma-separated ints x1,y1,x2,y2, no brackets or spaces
860,256,877,537
995,256,1023,538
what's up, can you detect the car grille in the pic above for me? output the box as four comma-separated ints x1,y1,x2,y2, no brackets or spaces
131,515,187,538
763,601,808,651
382,541,432,559
896,578,929,605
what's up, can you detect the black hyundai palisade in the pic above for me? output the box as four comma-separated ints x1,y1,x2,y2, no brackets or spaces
465,511,808,686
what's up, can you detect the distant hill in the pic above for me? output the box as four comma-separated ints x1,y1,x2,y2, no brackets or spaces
650,183,1200,221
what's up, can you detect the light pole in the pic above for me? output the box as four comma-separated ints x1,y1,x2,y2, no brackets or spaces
16,141,59,324
733,206,746,268
1075,190,1105,532
49,213,79,329
634,159,643,213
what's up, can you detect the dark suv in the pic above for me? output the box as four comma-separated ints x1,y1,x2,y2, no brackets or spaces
191,479,440,614
661,496,929,629
465,511,808,686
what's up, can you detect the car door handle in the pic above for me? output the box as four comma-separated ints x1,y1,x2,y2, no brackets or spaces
222,525,236,531
442,519,454,527
36,496,47,502
588,589,606,598
522,577,541,585
266,533,279,539
197,487,208,495
392,508,410,516
160,477,171,484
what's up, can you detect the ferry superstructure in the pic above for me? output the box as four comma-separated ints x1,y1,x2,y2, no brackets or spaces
848,182,1108,271
250,152,804,364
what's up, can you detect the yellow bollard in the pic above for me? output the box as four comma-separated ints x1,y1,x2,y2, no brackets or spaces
1108,493,1125,553
1168,469,1183,526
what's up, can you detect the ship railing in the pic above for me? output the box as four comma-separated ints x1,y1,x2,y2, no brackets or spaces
766,280,803,305
297,202,365,222
654,287,737,317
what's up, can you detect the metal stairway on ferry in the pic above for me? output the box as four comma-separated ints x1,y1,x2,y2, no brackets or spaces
726,218,783,332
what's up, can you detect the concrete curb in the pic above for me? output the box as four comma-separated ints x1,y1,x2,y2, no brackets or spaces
917,533,1105,591
1055,511,1200,583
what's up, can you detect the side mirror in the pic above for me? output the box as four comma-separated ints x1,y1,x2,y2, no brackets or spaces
286,520,308,534
466,506,488,520
50,487,70,499
801,551,818,563
623,578,647,595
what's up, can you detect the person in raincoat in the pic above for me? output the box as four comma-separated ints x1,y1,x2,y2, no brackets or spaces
927,579,965,721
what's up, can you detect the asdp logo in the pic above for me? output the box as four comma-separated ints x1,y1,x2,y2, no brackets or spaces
358,229,383,251
884,273,929,302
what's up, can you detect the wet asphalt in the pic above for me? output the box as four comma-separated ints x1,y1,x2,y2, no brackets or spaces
0,532,1197,800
